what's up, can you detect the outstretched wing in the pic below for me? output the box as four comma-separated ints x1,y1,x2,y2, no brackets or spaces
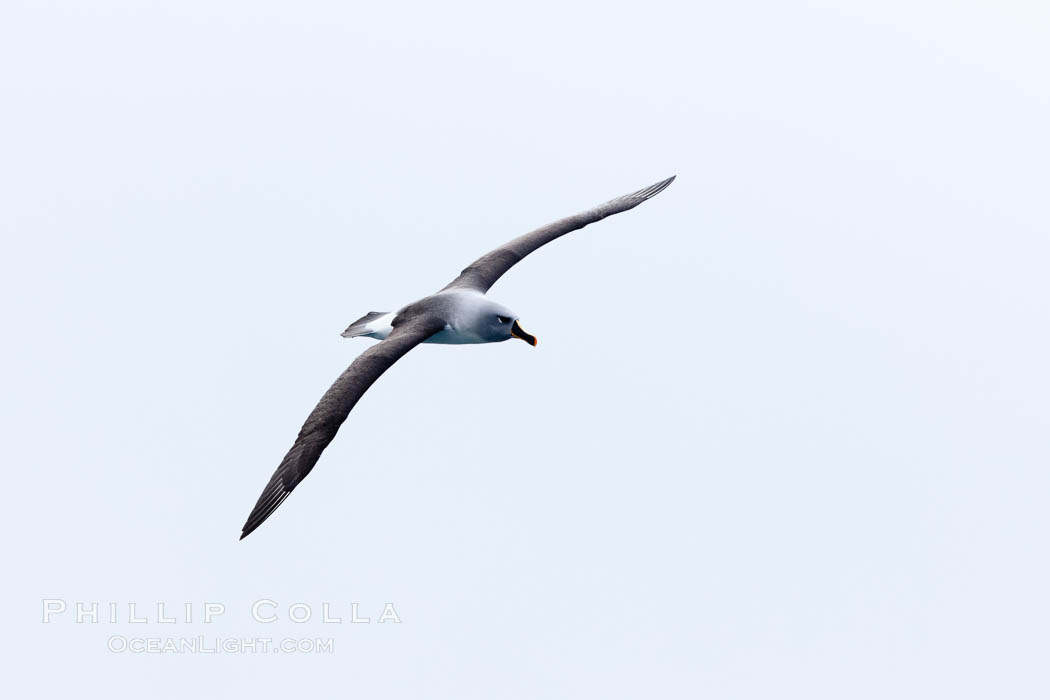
442,175,675,293
240,315,445,539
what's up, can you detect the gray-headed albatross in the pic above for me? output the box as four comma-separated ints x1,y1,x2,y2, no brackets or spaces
240,176,675,539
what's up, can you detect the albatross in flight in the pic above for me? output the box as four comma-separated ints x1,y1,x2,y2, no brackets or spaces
240,175,676,539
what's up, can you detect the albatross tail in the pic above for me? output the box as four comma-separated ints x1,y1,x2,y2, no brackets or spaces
341,311,394,340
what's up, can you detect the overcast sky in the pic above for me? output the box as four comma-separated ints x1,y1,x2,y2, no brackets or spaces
3,1,1049,697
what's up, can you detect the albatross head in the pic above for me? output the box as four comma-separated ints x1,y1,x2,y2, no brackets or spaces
477,301,537,346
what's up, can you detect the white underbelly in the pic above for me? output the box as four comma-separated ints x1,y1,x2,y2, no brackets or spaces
422,327,488,344
365,317,482,345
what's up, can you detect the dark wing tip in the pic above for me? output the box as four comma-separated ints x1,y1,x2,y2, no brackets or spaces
637,175,676,200
596,175,676,219
239,482,292,540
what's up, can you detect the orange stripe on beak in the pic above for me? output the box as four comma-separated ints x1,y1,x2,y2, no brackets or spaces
510,320,538,347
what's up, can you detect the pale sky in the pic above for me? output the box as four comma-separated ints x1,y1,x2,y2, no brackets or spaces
3,1,1049,697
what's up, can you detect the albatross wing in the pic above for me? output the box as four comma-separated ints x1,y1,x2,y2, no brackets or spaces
240,314,445,539
442,175,675,294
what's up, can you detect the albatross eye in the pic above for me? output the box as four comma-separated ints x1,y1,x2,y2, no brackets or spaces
496,316,511,324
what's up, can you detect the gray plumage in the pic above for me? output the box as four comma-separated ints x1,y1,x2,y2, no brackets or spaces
240,315,445,538
240,176,675,539
443,176,675,293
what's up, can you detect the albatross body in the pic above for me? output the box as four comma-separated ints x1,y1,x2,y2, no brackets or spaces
340,290,527,345
240,176,675,539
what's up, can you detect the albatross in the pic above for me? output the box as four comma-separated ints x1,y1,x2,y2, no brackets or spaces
240,175,676,539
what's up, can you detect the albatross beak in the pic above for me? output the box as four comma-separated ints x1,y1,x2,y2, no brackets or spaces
510,320,538,347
